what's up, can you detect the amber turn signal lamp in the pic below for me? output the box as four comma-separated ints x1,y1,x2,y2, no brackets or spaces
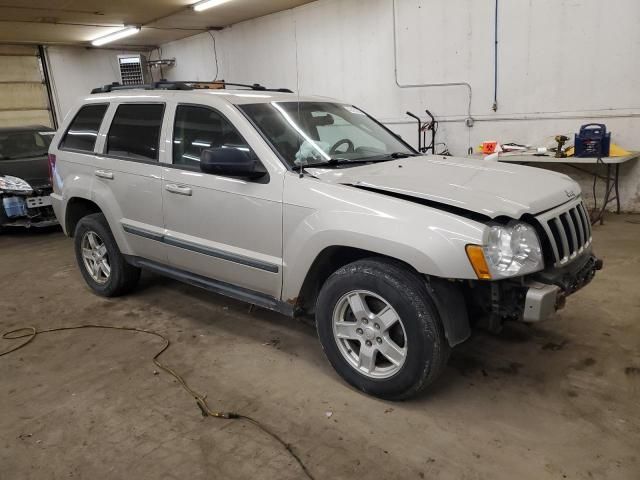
465,245,492,280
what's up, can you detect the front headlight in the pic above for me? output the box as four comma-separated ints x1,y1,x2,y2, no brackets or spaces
0,175,33,194
467,221,544,280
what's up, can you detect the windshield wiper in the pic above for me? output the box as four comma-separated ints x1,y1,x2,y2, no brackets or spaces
372,152,421,160
301,158,368,169
301,152,420,169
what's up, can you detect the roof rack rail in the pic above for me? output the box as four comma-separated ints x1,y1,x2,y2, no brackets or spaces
90,81,293,94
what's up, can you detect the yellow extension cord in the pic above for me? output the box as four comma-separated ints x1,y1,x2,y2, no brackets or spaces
1,324,315,480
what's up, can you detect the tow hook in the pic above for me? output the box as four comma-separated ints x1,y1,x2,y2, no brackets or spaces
594,258,604,270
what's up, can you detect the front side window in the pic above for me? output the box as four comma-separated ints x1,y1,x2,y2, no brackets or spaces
0,130,52,160
239,102,415,168
60,104,108,152
107,104,164,161
172,105,248,169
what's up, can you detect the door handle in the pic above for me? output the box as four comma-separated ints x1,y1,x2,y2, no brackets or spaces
165,184,193,196
95,170,114,180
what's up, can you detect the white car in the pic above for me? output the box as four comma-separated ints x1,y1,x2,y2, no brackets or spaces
48,81,601,399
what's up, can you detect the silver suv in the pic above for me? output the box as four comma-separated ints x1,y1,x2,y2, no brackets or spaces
49,81,602,399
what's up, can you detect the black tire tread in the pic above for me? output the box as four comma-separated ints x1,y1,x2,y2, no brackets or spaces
73,213,140,297
316,257,450,400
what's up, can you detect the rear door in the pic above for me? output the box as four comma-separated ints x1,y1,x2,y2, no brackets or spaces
161,102,283,299
92,102,167,263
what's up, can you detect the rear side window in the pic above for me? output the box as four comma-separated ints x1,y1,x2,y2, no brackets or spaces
107,104,164,161
60,104,108,152
172,105,248,168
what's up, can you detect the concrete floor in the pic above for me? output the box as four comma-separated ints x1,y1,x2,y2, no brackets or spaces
1,215,638,480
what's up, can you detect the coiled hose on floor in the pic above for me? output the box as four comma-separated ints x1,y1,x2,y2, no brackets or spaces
1,324,315,480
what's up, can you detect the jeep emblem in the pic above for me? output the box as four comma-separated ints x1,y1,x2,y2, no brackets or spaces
565,190,576,198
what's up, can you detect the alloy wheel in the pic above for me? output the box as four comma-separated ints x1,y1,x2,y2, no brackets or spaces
80,231,111,284
332,290,407,379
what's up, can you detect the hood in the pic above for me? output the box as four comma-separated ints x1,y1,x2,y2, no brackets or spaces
0,155,50,190
306,156,579,219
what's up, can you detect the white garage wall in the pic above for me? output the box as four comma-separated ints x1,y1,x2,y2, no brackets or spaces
45,46,147,124
170,0,638,211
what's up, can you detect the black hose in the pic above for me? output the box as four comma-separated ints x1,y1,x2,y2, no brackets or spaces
1,324,315,480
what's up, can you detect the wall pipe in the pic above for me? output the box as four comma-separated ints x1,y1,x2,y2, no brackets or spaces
382,111,640,127
492,0,499,112
392,0,473,122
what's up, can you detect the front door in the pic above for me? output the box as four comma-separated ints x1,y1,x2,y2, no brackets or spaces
162,103,283,299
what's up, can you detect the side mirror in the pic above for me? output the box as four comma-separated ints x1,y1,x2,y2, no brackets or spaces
200,147,266,179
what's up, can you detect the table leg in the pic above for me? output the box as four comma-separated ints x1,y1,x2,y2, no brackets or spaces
600,163,611,225
615,164,621,214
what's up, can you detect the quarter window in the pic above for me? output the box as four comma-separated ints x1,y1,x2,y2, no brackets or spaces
107,104,164,161
172,105,248,168
60,104,108,152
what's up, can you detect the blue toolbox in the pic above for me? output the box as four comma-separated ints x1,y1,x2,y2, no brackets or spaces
575,123,611,158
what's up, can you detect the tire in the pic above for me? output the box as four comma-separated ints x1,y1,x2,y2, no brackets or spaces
73,213,140,297
316,258,450,400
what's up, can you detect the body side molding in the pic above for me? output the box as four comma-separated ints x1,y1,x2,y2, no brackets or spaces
122,223,280,274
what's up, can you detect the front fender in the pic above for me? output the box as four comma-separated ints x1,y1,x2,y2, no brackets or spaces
281,175,486,300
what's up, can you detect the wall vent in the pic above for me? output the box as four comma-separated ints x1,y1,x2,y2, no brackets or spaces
117,55,149,85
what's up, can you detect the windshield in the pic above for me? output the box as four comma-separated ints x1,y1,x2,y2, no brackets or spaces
0,131,53,160
239,102,415,168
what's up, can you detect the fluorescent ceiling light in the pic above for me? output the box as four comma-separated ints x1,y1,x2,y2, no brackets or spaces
91,27,141,46
193,0,231,12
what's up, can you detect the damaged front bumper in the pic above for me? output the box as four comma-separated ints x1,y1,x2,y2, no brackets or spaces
0,188,58,229
522,253,603,322
470,252,603,329
522,282,561,322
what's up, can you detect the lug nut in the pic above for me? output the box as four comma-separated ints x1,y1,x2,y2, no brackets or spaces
362,318,368,325
374,323,380,330
376,337,382,344
356,328,363,335
365,340,372,347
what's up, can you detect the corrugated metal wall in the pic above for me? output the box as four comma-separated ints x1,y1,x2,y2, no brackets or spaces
0,44,52,128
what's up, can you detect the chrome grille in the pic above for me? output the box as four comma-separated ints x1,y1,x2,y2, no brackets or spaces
536,199,592,267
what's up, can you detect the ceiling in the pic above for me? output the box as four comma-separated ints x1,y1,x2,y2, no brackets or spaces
0,0,316,49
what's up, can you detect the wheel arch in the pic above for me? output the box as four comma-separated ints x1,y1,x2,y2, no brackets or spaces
65,197,102,237
294,246,396,313
293,246,471,347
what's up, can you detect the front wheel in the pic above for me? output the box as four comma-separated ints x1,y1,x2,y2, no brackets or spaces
316,258,450,400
